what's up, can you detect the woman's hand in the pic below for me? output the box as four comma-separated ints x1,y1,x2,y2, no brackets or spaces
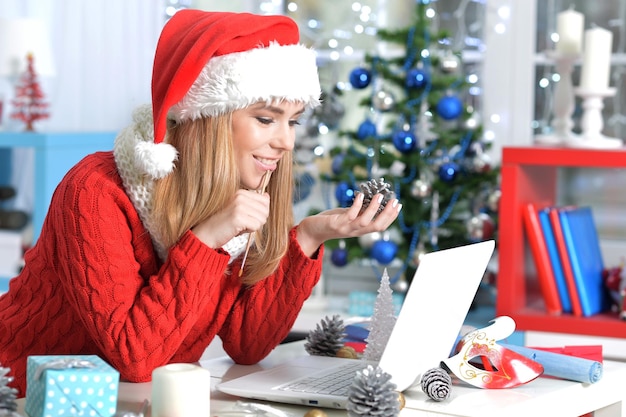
296,192,402,257
192,189,270,249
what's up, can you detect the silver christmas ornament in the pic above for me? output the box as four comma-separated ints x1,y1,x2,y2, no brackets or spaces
391,274,409,293
488,189,502,212
472,152,492,173
466,212,495,241
359,231,382,250
410,178,432,198
464,112,481,130
372,89,395,112
440,50,461,74
411,245,427,267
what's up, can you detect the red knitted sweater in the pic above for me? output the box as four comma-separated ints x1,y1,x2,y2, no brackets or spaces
0,151,322,396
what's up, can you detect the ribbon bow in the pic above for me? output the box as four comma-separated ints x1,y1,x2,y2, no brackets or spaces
34,358,96,380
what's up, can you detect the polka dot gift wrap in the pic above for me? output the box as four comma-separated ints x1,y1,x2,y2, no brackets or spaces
24,355,120,417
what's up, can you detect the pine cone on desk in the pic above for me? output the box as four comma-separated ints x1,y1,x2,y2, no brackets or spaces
304,315,346,357
0,365,21,417
359,178,395,215
347,365,400,417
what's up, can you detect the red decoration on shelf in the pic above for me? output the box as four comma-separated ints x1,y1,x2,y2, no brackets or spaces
10,53,50,131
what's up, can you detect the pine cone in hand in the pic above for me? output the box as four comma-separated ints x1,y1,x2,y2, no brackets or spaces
347,365,400,417
305,315,346,357
359,178,395,214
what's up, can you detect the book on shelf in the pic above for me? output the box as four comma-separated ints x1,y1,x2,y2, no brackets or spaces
557,206,610,317
538,207,572,314
522,203,562,315
549,207,583,317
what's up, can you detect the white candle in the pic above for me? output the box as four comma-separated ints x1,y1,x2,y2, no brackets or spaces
580,26,614,91
151,363,211,417
556,9,584,54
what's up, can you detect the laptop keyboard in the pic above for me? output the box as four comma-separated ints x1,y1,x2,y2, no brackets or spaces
277,361,366,396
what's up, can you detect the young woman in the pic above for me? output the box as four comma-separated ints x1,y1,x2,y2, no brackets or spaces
0,10,401,396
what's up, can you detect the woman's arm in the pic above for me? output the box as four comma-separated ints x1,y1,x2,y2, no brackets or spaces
218,227,323,363
50,158,236,382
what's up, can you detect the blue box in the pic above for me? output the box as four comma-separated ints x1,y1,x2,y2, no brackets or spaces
25,355,119,417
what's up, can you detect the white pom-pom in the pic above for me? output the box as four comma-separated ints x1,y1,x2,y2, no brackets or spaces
134,141,178,179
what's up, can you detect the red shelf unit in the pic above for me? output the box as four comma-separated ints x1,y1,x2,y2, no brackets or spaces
497,146,626,338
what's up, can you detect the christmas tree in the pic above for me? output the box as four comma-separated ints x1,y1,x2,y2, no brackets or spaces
323,1,500,279
363,268,397,362
10,53,50,131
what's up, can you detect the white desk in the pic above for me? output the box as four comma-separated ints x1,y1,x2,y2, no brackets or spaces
17,340,626,417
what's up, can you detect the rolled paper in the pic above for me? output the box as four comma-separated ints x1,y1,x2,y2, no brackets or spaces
502,343,603,384
151,363,211,417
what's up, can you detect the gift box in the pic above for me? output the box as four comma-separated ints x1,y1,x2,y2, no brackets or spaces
25,355,119,417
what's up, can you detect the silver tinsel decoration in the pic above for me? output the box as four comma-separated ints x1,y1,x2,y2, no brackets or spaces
304,315,346,357
347,365,400,417
0,365,20,417
420,367,452,402
359,178,395,215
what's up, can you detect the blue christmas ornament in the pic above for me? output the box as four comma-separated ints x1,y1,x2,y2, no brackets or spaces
331,247,349,267
436,95,463,120
371,240,398,265
392,128,417,153
356,118,377,140
406,67,429,89
349,67,372,89
293,172,315,204
331,153,345,175
335,181,356,207
438,161,461,182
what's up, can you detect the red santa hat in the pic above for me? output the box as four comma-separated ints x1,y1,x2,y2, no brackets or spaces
137,10,321,179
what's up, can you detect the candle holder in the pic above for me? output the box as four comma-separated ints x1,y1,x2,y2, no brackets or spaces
535,51,579,146
568,87,623,149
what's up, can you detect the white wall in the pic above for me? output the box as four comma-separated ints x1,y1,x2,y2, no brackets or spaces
0,1,163,133
0,1,163,212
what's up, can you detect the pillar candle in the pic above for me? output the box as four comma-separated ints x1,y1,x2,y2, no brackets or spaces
580,26,613,91
151,363,211,417
556,9,584,54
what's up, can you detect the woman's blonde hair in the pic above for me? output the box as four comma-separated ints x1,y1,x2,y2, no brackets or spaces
151,114,294,285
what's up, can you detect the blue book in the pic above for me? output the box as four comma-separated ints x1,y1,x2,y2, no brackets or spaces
558,207,609,316
538,207,572,313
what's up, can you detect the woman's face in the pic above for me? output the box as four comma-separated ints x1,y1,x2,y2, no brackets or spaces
232,101,305,190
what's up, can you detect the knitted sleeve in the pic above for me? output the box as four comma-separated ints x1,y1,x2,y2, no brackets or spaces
218,227,324,363
47,154,235,382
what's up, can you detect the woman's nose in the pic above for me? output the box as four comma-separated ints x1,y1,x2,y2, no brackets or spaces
272,123,295,151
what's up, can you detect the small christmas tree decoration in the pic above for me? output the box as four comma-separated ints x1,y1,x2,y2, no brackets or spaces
359,178,395,215
420,366,452,402
347,365,400,417
10,53,50,131
305,315,346,357
363,268,397,361
0,365,21,417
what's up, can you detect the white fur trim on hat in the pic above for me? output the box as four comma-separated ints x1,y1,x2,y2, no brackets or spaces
169,42,321,121
134,141,178,179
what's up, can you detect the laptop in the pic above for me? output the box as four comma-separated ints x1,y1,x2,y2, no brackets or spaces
217,240,495,409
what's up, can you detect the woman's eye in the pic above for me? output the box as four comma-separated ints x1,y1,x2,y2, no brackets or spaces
289,119,301,127
256,117,273,125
